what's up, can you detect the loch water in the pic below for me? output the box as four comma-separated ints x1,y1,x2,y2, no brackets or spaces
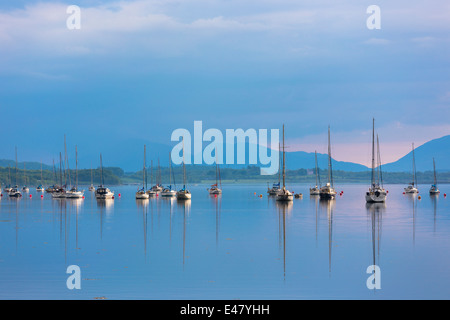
0,183,449,299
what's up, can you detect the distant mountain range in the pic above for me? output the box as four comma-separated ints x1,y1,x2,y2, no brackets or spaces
1,135,449,173
382,135,450,172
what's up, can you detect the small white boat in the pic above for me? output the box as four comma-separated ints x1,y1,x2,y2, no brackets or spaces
65,187,84,199
177,139,191,200
136,145,150,200
65,146,84,199
366,119,387,203
95,186,114,199
89,167,95,191
95,154,114,200
429,158,440,195
404,143,419,194
136,187,150,199
319,127,337,200
208,162,222,195
8,186,22,198
161,153,177,197
22,186,29,193
310,151,321,196
276,125,293,202
36,162,44,192
51,186,66,198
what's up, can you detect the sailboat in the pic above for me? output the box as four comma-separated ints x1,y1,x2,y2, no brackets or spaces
150,159,163,193
136,145,150,199
177,139,191,200
52,152,67,198
9,147,22,198
268,143,281,196
404,143,419,194
46,160,58,193
3,165,12,193
146,160,157,196
65,146,84,199
310,150,321,195
36,161,44,192
276,124,293,202
365,119,387,203
319,126,337,200
95,154,115,199
22,163,29,193
88,166,95,192
429,158,440,195
208,158,222,195
161,153,177,197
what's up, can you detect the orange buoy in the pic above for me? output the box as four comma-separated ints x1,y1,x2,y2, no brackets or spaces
418,196,422,200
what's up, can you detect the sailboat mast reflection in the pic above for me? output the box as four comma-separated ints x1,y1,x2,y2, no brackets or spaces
366,202,385,292
319,199,335,275
276,201,292,280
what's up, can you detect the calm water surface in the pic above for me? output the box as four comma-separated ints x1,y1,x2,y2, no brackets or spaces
1,183,449,299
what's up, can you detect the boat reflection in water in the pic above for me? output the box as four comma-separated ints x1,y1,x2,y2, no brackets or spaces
365,202,385,291
319,199,335,275
275,201,293,280
176,199,191,267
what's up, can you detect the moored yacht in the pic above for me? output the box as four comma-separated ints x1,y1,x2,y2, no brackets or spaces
65,146,84,199
208,161,222,195
95,154,114,200
310,151,321,196
136,145,150,199
319,126,337,200
276,124,293,202
177,139,192,200
429,158,440,195
161,153,177,197
404,143,419,194
365,119,387,203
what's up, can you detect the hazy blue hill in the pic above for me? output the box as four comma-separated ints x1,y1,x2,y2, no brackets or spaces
0,159,53,171
285,150,369,172
382,135,450,172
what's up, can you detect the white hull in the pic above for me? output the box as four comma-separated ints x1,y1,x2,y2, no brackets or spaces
429,187,440,195
22,187,29,193
365,188,387,203
310,186,320,195
404,185,418,194
146,190,157,196
267,188,280,196
65,191,84,199
136,192,150,199
161,190,177,197
36,188,44,192
177,191,191,200
52,192,66,198
208,188,222,195
276,188,293,201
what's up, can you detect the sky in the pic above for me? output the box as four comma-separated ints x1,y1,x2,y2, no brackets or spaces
0,0,449,168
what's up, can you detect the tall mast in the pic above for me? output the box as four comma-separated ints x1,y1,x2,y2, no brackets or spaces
143,145,147,190
371,118,376,188
150,160,153,187
90,166,93,186
412,143,416,187
315,150,319,187
59,152,63,187
182,138,186,187
53,159,57,185
75,146,78,190
282,124,285,188
64,135,67,187
328,126,334,187
15,147,18,186
100,153,104,186
40,161,43,183
377,135,383,188
23,163,26,186
158,158,161,186
278,142,281,185
433,157,437,186
168,152,172,187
